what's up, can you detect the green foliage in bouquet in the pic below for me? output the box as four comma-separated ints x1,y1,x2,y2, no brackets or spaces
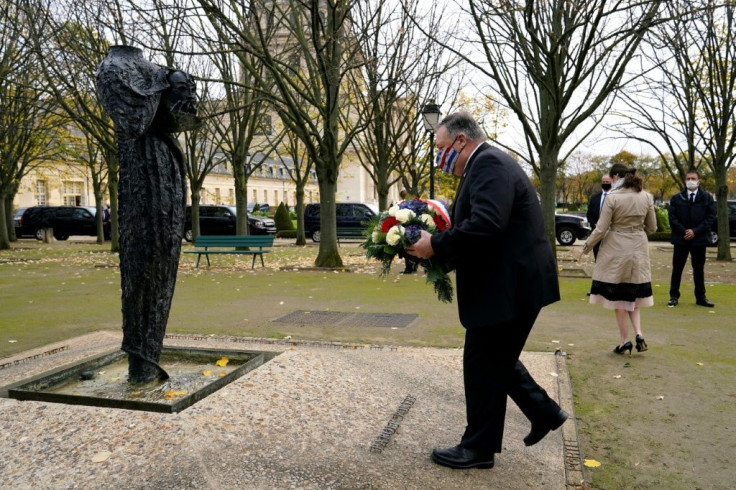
361,199,454,303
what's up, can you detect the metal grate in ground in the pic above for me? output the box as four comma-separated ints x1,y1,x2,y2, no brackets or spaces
272,310,418,328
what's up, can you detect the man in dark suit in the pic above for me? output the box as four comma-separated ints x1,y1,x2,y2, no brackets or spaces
667,169,716,308
586,174,612,260
408,112,567,469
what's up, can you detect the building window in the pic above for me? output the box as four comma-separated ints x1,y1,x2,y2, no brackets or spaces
215,188,221,204
252,189,257,202
274,190,279,204
228,189,234,204
62,181,83,206
35,180,48,206
263,189,268,203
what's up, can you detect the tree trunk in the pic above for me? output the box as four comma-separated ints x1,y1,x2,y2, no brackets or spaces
0,195,9,250
94,191,104,245
376,164,390,211
234,161,249,236
295,186,306,246
314,178,342,267
538,153,559,260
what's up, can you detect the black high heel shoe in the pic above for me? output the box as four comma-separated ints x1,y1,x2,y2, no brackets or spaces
635,335,648,352
613,341,633,355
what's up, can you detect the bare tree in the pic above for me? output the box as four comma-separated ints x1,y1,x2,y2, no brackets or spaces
26,0,126,250
349,0,461,210
205,46,276,236
275,129,315,245
197,0,373,267
426,0,663,250
620,0,735,260
181,76,229,241
65,127,110,243
0,0,64,248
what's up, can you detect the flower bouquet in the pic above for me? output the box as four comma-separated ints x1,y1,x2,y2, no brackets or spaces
361,198,454,302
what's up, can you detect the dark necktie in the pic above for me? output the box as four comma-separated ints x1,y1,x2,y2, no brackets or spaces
600,193,607,211
689,193,695,204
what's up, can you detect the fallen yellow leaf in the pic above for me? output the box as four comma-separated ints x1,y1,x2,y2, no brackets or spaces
91,451,112,463
163,390,189,400
219,371,227,377
202,370,213,376
584,459,602,468
215,357,229,367
696,362,704,366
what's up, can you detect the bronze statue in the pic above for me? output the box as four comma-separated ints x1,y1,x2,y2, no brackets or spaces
96,46,201,383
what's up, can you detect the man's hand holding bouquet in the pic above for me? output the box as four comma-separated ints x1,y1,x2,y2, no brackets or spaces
361,198,454,302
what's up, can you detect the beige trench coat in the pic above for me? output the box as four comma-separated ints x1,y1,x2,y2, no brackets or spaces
582,187,657,285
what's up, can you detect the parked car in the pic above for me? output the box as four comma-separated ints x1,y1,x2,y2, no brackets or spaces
17,206,110,241
12,207,31,238
708,199,736,244
246,202,271,214
554,213,591,246
184,205,277,242
304,202,378,242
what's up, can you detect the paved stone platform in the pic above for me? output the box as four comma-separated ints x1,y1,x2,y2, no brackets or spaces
0,331,581,489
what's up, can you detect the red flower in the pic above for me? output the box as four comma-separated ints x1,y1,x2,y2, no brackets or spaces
381,216,398,232
433,215,447,231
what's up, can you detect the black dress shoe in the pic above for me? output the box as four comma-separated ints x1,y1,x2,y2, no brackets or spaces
667,297,678,307
431,445,494,469
524,409,569,447
696,298,715,307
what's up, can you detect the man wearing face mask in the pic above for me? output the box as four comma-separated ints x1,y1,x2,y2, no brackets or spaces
667,169,717,308
407,112,566,470
586,174,613,260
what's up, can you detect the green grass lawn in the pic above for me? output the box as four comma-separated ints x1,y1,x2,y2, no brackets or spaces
1,239,735,488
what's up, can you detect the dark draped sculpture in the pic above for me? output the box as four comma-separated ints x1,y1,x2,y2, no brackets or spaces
96,46,201,383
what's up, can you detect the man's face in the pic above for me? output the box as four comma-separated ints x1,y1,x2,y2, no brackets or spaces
160,70,201,132
435,126,465,176
601,176,612,186
164,71,197,115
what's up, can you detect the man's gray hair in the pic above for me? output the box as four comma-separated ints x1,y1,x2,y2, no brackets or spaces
438,111,486,141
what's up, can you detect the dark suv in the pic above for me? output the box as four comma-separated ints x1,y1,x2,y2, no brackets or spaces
554,213,591,246
709,199,736,244
184,205,277,242
304,202,377,242
17,206,109,241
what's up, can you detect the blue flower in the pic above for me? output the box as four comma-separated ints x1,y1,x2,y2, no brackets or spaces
404,224,424,244
399,198,428,215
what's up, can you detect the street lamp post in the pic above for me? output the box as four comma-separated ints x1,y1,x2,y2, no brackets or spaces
421,101,441,199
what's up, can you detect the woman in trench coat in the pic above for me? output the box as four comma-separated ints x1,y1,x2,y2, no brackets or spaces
579,164,657,355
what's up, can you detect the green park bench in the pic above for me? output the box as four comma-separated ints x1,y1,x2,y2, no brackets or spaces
184,235,275,269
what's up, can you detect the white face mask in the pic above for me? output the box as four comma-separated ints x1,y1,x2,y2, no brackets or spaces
686,180,699,191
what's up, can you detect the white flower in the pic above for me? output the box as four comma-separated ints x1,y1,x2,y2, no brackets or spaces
395,208,415,224
386,225,405,246
420,213,436,230
372,229,383,243
388,205,400,217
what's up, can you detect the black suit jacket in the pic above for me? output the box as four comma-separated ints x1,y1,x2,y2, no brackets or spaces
587,191,603,229
431,143,560,328
668,189,716,247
